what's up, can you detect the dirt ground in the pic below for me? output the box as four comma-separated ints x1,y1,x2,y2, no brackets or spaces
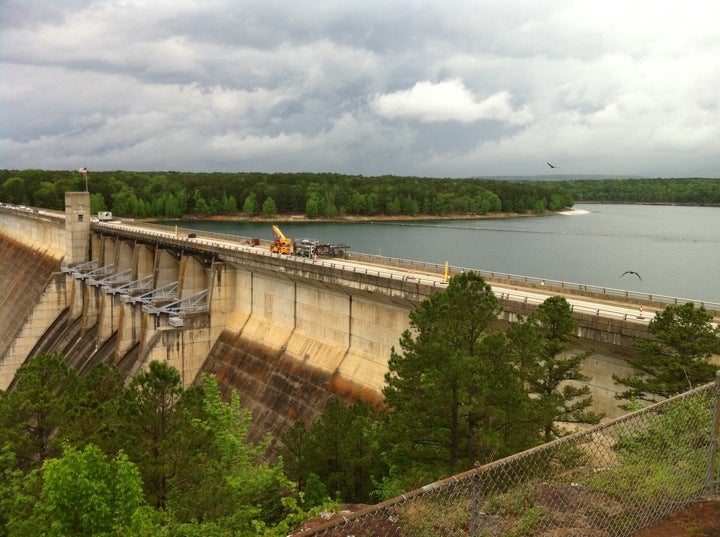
292,499,720,536
632,500,720,537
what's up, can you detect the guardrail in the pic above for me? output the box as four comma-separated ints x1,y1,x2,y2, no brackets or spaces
92,221,720,316
0,203,65,220
347,251,720,313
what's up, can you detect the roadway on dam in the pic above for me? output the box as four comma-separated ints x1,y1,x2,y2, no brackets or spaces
97,219,662,324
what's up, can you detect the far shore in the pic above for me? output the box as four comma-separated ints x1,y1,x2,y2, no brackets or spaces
152,208,586,224
146,201,719,225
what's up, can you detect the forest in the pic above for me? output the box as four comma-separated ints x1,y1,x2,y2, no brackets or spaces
552,177,720,205
2,170,718,221
0,170,720,218
1,271,717,536
1,169,572,218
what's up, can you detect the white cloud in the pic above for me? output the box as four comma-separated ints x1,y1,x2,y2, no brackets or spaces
372,79,533,125
2,0,720,177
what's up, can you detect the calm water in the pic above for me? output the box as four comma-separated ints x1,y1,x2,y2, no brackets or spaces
164,204,720,304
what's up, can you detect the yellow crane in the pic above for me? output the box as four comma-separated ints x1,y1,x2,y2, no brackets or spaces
270,225,293,254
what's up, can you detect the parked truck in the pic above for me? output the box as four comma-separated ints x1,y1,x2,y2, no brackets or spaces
313,242,350,258
270,225,293,254
294,238,349,258
294,238,319,257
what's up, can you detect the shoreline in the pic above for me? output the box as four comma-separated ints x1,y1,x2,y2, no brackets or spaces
145,202,719,225
158,210,568,224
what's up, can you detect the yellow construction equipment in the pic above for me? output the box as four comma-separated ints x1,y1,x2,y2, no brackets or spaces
270,225,293,254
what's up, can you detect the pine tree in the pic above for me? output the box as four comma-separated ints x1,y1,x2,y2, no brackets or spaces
382,272,539,489
614,302,720,406
507,296,602,441
0,353,80,470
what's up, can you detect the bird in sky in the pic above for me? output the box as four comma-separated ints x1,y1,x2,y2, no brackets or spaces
621,271,642,280
546,162,557,169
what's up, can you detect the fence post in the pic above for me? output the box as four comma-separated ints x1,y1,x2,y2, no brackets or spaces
469,473,484,537
705,370,720,497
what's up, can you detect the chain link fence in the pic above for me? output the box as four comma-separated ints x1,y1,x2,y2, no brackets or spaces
296,375,720,537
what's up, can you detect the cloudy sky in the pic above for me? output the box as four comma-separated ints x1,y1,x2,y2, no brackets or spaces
2,0,719,178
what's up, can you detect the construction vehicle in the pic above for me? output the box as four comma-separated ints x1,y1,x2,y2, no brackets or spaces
294,239,319,257
314,242,350,258
294,238,350,258
270,225,293,254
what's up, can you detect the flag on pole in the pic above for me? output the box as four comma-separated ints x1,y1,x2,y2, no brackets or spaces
78,167,88,175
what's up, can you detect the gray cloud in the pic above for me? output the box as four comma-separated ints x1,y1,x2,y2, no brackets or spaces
2,0,719,177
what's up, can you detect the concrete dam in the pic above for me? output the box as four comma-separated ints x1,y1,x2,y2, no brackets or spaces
2,193,691,450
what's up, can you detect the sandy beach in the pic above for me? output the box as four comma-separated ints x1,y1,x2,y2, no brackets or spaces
557,208,591,216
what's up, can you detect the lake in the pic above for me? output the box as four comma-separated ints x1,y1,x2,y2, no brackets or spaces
162,204,720,304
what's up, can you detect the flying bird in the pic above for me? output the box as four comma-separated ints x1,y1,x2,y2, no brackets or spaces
621,271,642,280
546,162,557,169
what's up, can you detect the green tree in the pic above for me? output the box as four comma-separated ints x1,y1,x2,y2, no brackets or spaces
382,272,538,489
0,353,80,470
193,189,210,215
401,195,420,216
122,361,186,509
222,192,238,214
507,296,602,441
62,363,127,457
89,192,107,215
293,399,384,504
305,193,320,218
385,196,401,215
32,444,144,537
166,375,288,531
614,303,720,406
0,447,44,537
262,196,278,217
321,192,338,218
346,190,367,214
0,176,27,204
243,192,258,216
111,185,140,217
33,181,62,210
279,420,310,492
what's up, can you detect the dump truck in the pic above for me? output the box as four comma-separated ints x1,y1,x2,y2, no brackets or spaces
270,225,293,254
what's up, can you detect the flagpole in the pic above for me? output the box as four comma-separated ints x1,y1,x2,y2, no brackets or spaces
79,167,88,192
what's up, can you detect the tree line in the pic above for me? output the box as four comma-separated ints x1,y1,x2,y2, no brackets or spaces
0,169,574,219
1,273,717,535
3,171,718,222
548,177,720,205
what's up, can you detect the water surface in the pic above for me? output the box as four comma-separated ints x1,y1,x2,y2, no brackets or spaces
162,204,720,303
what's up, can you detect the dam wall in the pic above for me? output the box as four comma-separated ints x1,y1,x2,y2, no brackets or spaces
0,209,68,388
0,205,661,451
201,265,416,446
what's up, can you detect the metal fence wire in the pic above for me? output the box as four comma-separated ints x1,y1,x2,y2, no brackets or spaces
297,375,720,537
